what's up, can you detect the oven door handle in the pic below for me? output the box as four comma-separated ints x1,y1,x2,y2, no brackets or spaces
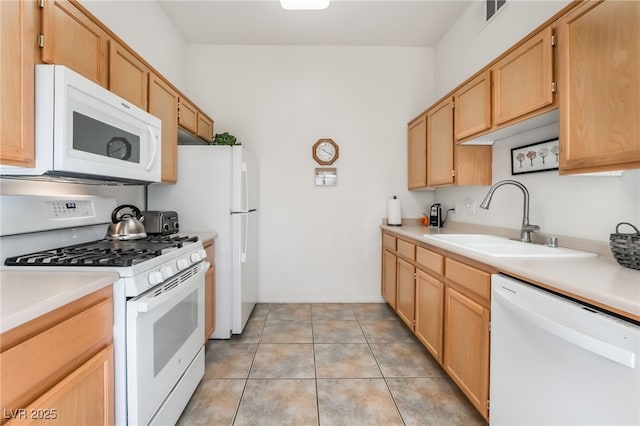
136,262,209,313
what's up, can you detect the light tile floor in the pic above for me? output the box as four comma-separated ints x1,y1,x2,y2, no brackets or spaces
177,303,487,426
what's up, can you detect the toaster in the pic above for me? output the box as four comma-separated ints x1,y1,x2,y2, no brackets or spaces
142,210,179,235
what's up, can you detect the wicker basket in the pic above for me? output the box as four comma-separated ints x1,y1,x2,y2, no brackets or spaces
610,222,640,270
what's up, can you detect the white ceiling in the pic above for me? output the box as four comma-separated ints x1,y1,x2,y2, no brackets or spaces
157,0,472,47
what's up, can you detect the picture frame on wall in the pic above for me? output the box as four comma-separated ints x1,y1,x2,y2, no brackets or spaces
511,138,560,175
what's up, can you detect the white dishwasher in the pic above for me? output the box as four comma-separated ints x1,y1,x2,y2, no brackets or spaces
490,274,640,426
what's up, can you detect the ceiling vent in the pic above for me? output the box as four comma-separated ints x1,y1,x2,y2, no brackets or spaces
486,0,507,21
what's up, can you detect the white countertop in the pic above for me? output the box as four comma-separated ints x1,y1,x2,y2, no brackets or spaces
0,271,118,333
382,224,640,322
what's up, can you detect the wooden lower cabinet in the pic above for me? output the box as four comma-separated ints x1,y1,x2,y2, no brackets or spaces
415,269,444,363
381,231,491,420
396,258,416,330
1,286,114,425
7,345,114,426
381,249,397,309
444,286,490,420
204,239,216,341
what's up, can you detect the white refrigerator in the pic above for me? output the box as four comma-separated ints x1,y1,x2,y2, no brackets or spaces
148,145,259,338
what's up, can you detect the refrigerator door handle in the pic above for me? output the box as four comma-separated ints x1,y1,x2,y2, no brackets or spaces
241,213,248,263
242,162,249,212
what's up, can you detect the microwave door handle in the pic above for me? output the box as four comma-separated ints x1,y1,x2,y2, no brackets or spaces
146,125,159,171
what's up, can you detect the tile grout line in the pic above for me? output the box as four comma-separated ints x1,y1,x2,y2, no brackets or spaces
357,309,408,425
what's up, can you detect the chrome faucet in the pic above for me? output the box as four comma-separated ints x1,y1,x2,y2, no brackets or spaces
479,180,540,243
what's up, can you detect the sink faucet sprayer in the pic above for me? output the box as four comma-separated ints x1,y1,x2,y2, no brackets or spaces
479,180,540,243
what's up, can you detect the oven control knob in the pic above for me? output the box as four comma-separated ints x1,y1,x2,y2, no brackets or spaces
190,252,202,263
176,258,189,271
199,249,207,260
160,266,174,279
148,271,163,285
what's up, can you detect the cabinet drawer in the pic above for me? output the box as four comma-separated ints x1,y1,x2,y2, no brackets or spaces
397,239,416,260
1,297,113,412
417,246,443,275
382,233,396,250
445,258,490,301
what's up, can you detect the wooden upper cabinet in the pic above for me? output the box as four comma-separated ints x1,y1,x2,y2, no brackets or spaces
197,114,214,142
454,70,491,141
148,73,179,183
178,98,198,134
492,27,554,126
558,0,640,174
427,97,455,187
408,114,427,189
454,145,492,186
109,39,149,110
41,0,108,87
0,0,37,167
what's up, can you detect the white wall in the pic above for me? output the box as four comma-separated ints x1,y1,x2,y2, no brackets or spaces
187,45,434,302
79,0,188,91
432,0,640,242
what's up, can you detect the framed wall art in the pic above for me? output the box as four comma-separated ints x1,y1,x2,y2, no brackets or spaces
511,138,560,175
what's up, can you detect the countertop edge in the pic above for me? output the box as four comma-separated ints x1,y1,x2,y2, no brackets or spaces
380,224,640,322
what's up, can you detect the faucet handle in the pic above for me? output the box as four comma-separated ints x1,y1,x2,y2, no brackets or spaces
522,224,540,232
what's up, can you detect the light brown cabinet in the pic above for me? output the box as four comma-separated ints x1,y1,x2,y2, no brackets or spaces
148,73,179,183
109,39,149,110
178,98,198,134
178,98,213,143
396,257,416,330
454,70,492,141
492,27,554,126
197,114,214,142
558,0,640,174
1,286,114,424
443,257,491,420
8,345,114,426
41,0,109,87
380,231,492,421
409,96,491,190
381,250,397,309
204,239,216,341
415,269,444,363
407,114,427,189
0,0,37,167
427,97,455,187
443,286,490,420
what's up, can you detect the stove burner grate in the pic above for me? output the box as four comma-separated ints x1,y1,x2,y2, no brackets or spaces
4,235,199,267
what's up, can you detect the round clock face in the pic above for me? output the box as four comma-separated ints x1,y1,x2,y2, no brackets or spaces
313,139,339,165
107,137,132,160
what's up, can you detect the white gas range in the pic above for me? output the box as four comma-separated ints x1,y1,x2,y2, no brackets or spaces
0,195,208,425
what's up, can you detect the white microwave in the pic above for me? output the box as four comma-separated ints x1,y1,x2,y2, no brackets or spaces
0,65,161,184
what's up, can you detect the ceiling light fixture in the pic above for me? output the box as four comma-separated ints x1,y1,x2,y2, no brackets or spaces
280,0,330,11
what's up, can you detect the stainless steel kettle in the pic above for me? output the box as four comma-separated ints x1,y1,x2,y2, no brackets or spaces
106,204,147,240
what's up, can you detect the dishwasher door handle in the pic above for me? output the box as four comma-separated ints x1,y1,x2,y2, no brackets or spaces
493,287,636,368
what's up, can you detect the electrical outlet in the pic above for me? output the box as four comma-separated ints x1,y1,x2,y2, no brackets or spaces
464,198,477,215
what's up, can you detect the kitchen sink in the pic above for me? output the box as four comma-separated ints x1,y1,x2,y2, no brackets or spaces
423,234,597,258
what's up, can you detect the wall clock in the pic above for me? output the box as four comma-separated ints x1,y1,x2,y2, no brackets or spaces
312,138,339,165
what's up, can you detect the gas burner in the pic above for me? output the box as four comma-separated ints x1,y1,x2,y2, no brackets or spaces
4,235,199,267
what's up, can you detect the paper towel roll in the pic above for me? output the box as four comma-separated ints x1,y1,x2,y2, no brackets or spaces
387,196,402,226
